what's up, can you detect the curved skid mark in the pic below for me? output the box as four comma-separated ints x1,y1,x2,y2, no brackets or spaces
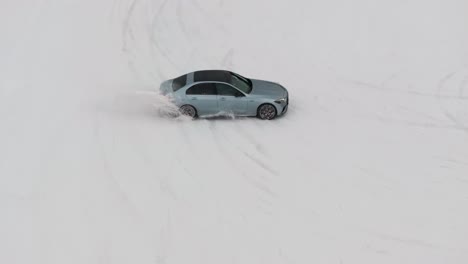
109,0,120,23
176,0,190,41
364,70,468,132
458,74,468,98
379,72,400,89
406,91,468,100
122,0,138,51
348,77,468,100
373,232,439,249
436,71,456,95
210,122,279,177
436,71,468,133
374,116,464,131
233,122,270,157
93,111,144,219
396,105,444,123
206,122,277,199
244,176,277,198
125,126,179,201
240,149,279,177
190,0,227,32
148,2,182,72
442,158,468,166
221,48,234,69
156,208,172,264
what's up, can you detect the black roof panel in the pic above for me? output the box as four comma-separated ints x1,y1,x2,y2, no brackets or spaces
193,70,230,83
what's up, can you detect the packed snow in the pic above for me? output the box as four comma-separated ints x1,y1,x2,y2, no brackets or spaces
1,0,468,263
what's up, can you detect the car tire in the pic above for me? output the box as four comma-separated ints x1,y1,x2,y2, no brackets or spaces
179,105,197,118
257,104,277,120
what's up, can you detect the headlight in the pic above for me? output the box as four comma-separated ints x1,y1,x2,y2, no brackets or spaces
274,97,287,104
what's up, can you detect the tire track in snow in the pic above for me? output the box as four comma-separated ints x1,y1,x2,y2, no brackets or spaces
177,120,276,216
122,0,138,52
458,73,468,98
233,121,270,158
120,0,179,82
343,74,468,131
148,0,183,72
436,70,468,133
190,0,227,32
94,101,180,263
347,76,468,101
206,121,278,203
93,113,144,216
239,150,279,177
175,0,190,42
129,123,181,201
220,48,235,70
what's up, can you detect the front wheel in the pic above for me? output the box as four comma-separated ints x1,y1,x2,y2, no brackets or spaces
179,105,197,118
257,104,277,120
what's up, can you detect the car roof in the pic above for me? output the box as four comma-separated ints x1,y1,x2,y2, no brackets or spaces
192,70,231,83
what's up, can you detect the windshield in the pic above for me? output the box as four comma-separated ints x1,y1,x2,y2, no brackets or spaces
229,72,252,93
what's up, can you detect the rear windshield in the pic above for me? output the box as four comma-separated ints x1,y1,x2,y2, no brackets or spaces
172,74,187,91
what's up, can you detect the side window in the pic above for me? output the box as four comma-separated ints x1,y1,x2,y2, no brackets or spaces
216,83,244,96
186,83,217,95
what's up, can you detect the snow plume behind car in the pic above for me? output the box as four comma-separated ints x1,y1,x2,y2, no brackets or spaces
96,87,191,122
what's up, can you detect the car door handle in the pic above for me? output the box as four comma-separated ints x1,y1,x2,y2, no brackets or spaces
191,97,197,100
220,97,226,101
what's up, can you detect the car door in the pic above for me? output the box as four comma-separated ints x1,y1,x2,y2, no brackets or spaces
215,83,248,115
185,83,218,116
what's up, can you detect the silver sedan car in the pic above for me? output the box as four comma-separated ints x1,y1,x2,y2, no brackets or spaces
159,70,289,120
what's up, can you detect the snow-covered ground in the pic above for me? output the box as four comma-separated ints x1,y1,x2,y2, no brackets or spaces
1,0,468,263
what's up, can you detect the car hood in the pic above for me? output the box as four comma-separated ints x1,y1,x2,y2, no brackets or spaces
249,79,287,98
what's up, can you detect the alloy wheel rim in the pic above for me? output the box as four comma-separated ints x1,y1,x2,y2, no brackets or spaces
260,105,276,119
181,106,195,117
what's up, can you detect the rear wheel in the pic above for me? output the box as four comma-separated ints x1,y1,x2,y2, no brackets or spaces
257,104,277,120
179,105,197,118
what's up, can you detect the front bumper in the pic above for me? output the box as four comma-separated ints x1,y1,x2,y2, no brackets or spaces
281,104,288,115
278,95,289,115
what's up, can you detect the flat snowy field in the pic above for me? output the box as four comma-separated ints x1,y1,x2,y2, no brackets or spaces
1,0,468,263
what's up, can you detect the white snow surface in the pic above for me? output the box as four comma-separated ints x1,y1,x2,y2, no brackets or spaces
1,0,468,263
